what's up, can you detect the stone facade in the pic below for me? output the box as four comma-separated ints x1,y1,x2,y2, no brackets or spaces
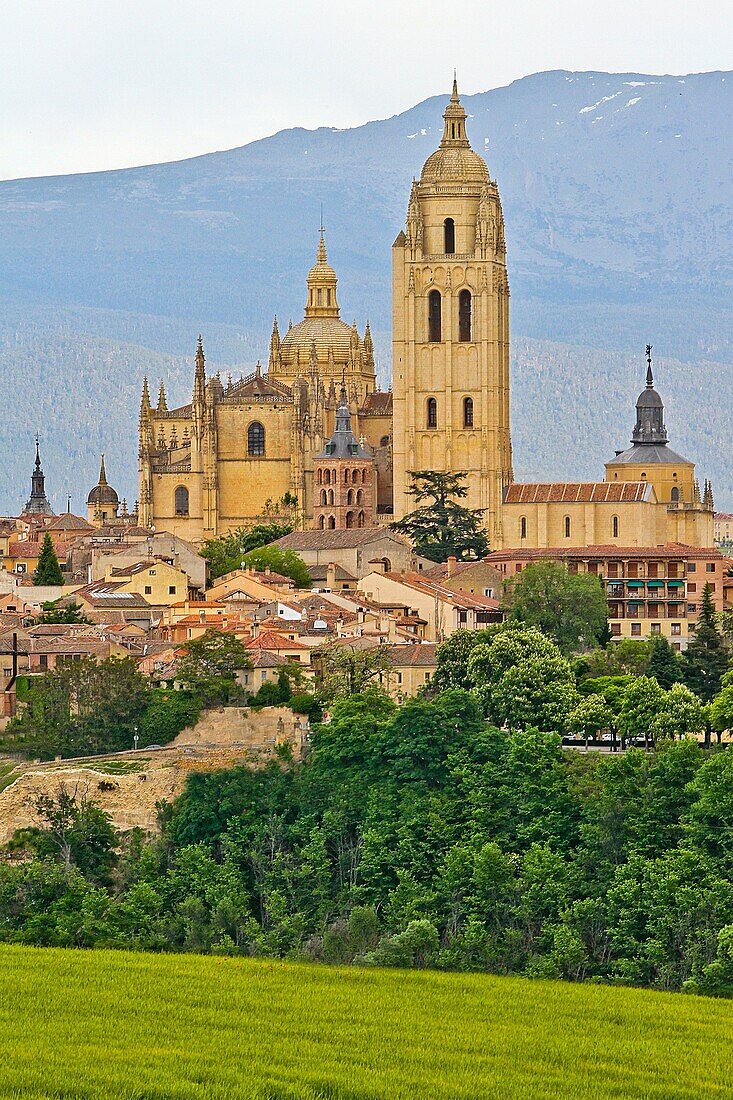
391,79,512,544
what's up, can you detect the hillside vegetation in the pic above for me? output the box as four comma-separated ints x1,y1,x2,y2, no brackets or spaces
1,944,733,1099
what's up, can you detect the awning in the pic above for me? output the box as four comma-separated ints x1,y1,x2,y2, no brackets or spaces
667,580,684,587
626,580,644,587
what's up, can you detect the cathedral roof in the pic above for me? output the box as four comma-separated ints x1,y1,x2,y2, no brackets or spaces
229,367,292,401
87,455,119,506
420,78,490,186
607,349,692,467
359,392,393,416
280,316,357,357
316,386,371,460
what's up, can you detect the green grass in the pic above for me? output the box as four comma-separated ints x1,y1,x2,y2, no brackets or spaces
0,762,18,794
78,758,151,775
0,947,732,1098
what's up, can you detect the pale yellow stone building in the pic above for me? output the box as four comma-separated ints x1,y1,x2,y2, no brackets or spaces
391,78,512,544
137,82,714,555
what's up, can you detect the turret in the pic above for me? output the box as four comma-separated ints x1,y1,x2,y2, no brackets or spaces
23,434,54,516
87,454,119,525
157,381,168,415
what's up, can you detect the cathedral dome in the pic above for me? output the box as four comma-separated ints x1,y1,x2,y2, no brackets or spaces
419,78,489,187
87,455,119,506
281,316,355,357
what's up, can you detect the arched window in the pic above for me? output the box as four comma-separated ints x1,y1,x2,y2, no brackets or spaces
671,487,680,503
361,468,367,484
347,489,354,505
328,489,335,505
317,469,323,485
320,489,327,506
319,515,325,529
352,469,359,484
345,511,355,529
463,396,474,428
444,218,455,255
356,489,363,505
612,515,619,538
174,486,189,516
248,422,265,456
327,515,336,530
520,516,527,540
324,469,331,485
458,290,472,341
344,469,349,484
428,290,441,342
564,515,571,539
357,511,366,528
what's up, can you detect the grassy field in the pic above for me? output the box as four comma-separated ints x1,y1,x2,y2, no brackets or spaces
0,945,732,1099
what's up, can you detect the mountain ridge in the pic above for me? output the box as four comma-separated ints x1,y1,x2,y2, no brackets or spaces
0,69,731,512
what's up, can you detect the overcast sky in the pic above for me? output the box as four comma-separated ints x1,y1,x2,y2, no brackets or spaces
2,0,732,180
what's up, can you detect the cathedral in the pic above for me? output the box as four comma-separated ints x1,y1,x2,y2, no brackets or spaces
137,80,714,552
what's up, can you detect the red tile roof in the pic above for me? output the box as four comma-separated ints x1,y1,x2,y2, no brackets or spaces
503,481,652,504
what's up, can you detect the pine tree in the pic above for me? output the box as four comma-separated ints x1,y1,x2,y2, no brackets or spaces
682,582,729,701
647,635,681,689
390,471,488,562
33,533,64,586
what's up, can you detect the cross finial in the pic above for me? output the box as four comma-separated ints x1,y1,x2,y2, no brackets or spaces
645,344,654,387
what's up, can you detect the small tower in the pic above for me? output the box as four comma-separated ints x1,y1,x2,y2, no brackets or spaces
87,455,119,526
313,384,374,530
23,434,54,516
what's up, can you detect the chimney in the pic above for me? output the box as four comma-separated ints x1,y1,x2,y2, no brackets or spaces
447,555,457,578
251,619,260,639
326,562,336,589
199,609,205,623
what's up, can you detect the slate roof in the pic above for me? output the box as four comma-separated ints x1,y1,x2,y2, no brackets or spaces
387,643,438,668
608,445,692,466
276,529,403,551
358,392,393,416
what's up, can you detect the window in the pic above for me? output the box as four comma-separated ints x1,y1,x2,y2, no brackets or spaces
347,489,354,506
631,623,641,636
356,489,363,505
463,396,474,427
564,516,571,539
345,511,355,529
325,469,331,485
317,289,322,305
520,516,527,540
144,585,152,595
706,563,715,572
671,623,681,636
174,485,189,516
709,583,716,593
428,289,441,342
458,290,472,341
444,218,455,254
319,515,325,529
458,611,468,625
327,515,336,529
612,515,619,538
248,422,265,456
328,489,335,505
688,603,697,614
320,489,327,506
317,469,322,485
671,486,680,503
610,623,621,636
688,563,696,573
380,435,390,447
357,511,366,527
688,583,697,593
352,469,359,484
648,563,658,578
169,586,176,595
427,397,438,429
650,623,661,635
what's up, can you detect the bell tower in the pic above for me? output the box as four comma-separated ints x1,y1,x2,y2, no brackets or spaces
391,78,512,545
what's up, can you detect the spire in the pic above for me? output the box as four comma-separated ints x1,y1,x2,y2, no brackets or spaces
98,454,108,487
140,376,152,417
631,345,667,446
157,381,168,414
24,434,54,516
193,335,206,410
317,224,327,265
305,228,339,318
440,72,469,148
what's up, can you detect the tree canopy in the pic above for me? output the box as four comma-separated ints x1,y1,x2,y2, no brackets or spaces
201,523,293,579
33,533,63,586
502,561,608,654
390,471,488,562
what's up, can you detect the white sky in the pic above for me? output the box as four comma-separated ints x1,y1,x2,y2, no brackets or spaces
2,0,732,180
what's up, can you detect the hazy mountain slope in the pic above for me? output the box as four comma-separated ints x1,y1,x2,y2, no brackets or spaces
0,70,731,512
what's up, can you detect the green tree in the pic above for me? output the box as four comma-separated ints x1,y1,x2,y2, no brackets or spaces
33,600,90,625
200,522,293,579
32,532,63,585
26,782,118,882
490,656,580,732
390,471,488,562
618,676,666,747
683,583,729,702
502,561,608,654
176,629,251,706
241,545,311,588
651,683,704,742
567,693,612,739
579,640,652,679
317,641,393,702
647,635,682,689
431,626,504,692
7,656,150,759
708,685,733,743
